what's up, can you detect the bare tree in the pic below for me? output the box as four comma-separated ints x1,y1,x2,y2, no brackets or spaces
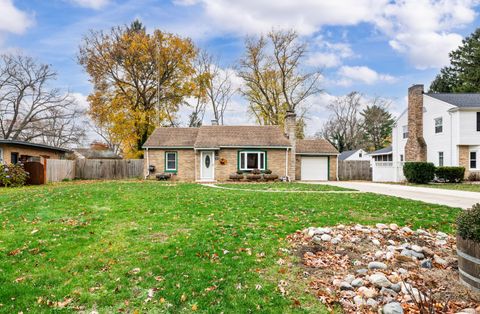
89,122,122,154
237,29,322,136
318,92,364,152
0,54,85,147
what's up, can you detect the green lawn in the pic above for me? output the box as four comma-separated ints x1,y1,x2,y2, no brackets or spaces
0,181,461,313
216,182,354,192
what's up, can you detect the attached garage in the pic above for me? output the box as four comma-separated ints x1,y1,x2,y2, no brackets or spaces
300,156,329,181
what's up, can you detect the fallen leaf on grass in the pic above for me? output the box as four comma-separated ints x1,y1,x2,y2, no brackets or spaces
192,304,198,311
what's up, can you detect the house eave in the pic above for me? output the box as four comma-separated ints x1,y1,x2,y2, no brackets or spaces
142,146,194,149
296,152,339,156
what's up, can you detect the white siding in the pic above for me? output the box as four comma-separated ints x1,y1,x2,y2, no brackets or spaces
457,110,480,145
344,149,371,161
392,110,408,164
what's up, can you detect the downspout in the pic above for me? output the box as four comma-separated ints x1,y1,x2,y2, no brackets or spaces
285,148,289,179
336,155,339,181
145,147,150,179
194,150,197,181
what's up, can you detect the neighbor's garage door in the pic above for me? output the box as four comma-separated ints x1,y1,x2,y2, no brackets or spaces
300,156,329,181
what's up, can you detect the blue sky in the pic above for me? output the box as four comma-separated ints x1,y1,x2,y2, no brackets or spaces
1,0,479,137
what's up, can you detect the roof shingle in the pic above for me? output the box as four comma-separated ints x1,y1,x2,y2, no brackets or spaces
426,93,480,108
296,139,338,154
143,128,199,147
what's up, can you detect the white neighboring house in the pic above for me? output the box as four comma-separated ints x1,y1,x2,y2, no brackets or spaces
373,84,480,182
338,149,371,162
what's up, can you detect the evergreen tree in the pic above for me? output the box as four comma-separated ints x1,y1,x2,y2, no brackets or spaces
429,28,480,93
361,102,394,151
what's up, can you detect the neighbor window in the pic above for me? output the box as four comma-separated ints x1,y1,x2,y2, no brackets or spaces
402,125,408,139
477,112,480,131
359,152,363,158
165,152,177,171
438,152,444,167
239,151,266,171
470,151,477,169
400,154,404,162
434,117,443,134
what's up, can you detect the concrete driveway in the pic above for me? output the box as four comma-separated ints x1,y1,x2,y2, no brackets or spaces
308,181,479,209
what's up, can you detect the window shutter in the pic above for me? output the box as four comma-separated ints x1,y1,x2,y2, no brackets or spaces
477,112,480,131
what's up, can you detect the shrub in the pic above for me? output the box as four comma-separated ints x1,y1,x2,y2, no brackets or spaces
457,203,480,242
263,174,278,181
251,169,261,175
0,164,29,187
246,174,261,181
403,162,435,184
236,169,243,175
468,172,480,182
435,166,465,183
264,169,272,174
229,173,244,181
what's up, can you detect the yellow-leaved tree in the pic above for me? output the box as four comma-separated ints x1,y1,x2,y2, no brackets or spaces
78,20,198,157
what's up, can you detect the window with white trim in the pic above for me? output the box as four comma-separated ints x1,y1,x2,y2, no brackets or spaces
434,117,443,134
239,151,266,171
470,151,477,169
165,152,177,171
402,125,408,139
438,151,444,167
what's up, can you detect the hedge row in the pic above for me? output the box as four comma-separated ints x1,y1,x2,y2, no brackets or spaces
403,162,465,184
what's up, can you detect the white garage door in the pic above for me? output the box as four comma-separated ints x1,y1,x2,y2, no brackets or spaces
301,157,329,181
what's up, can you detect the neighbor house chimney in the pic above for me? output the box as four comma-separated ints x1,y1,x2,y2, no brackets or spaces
284,110,297,179
211,119,219,126
405,84,427,161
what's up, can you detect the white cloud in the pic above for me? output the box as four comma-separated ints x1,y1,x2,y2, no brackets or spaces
337,66,396,86
175,0,478,69
306,39,354,68
71,0,110,9
0,0,33,34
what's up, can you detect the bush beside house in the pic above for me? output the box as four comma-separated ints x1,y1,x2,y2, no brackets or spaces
0,164,29,187
403,162,435,184
435,166,465,183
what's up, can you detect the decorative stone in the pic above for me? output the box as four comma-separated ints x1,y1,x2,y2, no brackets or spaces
376,223,388,229
357,286,377,298
331,237,341,245
389,223,399,231
340,282,353,291
372,239,381,246
397,268,408,274
411,251,425,259
343,274,355,284
386,252,394,260
375,251,384,258
383,302,404,314
434,254,448,266
416,229,428,235
368,261,387,270
321,234,332,242
422,247,434,256
380,287,398,297
390,283,402,293
351,278,364,288
435,239,447,246
420,259,432,269
411,244,423,253
401,226,413,233
356,268,368,275
369,273,392,288
353,295,364,306
312,236,323,245
437,231,448,239
456,308,477,314
366,298,378,308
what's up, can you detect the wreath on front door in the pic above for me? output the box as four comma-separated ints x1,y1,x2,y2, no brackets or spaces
219,158,227,165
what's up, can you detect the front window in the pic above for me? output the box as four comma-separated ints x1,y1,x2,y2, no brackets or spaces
477,112,480,131
239,151,266,171
435,117,443,134
438,152,444,167
471,151,477,169
402,125,408,139
400,154,404,162
165,152,177,171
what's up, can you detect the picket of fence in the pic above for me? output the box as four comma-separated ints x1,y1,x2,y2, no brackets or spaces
45,159,144,182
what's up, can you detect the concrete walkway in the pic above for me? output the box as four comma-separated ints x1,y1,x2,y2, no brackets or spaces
307,181,479,209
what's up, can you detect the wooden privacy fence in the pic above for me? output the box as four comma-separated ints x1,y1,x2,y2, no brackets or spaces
47,159,75,182
44,159,143,182
338,160,372,181
75,159,144,180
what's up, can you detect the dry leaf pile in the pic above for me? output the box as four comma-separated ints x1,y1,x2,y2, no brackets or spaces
287,224,480,313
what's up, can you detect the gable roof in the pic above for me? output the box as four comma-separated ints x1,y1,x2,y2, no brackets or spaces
369,146,392,156
73,148,122,159
194,126,291,148
296,139,338,155
143,125,291,149
339,149,358,160
425,93,480,108
143,128,199,147
0,139,71,153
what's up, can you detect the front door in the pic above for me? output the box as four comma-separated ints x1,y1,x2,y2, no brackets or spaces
200,151,214,181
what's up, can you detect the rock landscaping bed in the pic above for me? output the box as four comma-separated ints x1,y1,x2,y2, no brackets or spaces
287,224,480,313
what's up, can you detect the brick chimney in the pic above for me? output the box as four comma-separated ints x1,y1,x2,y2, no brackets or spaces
405,84,427,161
284,110,296,179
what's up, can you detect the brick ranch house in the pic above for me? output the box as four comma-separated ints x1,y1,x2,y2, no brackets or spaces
143,112,339,181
